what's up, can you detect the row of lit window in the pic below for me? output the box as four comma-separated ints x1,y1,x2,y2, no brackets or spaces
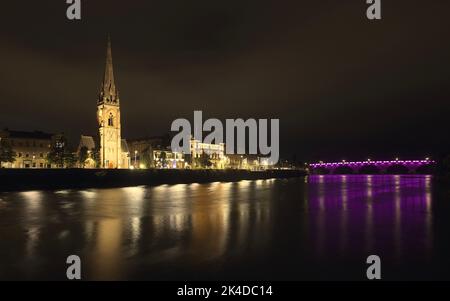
17,153,45,158
11,140,49,148
193,153,223,159
23,163,49,168
192,145,223,150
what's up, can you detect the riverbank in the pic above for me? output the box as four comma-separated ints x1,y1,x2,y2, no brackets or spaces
0,168,306,192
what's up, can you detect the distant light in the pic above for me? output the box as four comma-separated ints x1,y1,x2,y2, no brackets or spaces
367,158,371,162
395,157,399,161
425,157,430,161
130,166,135,170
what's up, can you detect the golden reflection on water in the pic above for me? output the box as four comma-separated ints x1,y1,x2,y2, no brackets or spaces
185,182,231,262
57,180,272,279
93,218,122,280
20,191,43,258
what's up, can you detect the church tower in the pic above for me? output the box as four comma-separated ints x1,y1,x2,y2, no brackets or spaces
97,37,122,168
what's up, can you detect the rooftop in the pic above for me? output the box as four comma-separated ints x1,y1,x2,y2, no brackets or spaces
2,129,54,140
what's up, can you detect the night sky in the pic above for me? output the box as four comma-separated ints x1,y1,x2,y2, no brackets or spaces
1,0,449,161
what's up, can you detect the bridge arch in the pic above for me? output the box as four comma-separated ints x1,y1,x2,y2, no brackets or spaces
333,166,354,174
386,164,409,174
358,164,381,174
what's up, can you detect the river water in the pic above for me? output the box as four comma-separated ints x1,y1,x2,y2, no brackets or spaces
0,175,449,280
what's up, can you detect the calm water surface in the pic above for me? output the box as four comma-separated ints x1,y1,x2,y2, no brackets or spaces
1,175,449,280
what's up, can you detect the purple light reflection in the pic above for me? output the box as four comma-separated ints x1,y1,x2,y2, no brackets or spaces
306,175,433,261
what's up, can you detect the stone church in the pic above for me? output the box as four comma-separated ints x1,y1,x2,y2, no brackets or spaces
78,38,130,169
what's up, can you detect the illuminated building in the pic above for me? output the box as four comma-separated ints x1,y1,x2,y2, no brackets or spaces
226,154,272,170
127,136,168,169
97,38,129,169
76,135,130,169
153,149,185,169
189,138,227,169
0,129,59,168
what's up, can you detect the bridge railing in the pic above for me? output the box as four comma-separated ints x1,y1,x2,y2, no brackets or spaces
308,159,436,174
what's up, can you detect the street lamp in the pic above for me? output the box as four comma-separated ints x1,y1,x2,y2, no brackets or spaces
134,150,138,168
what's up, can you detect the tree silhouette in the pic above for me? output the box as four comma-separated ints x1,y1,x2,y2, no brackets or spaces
47,136,73,168
140,146,152,168
160,151,167,168
199,151,212,168
78,146,88,168
64,153,78,168
47,142,65,167
0,138,16,167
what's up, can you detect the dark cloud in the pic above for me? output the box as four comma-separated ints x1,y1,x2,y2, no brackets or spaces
0,0,449,160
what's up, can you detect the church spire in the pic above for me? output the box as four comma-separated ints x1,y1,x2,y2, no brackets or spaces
98,36,119,105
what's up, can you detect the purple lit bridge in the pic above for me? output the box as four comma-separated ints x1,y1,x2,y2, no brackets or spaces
309,159,436,174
